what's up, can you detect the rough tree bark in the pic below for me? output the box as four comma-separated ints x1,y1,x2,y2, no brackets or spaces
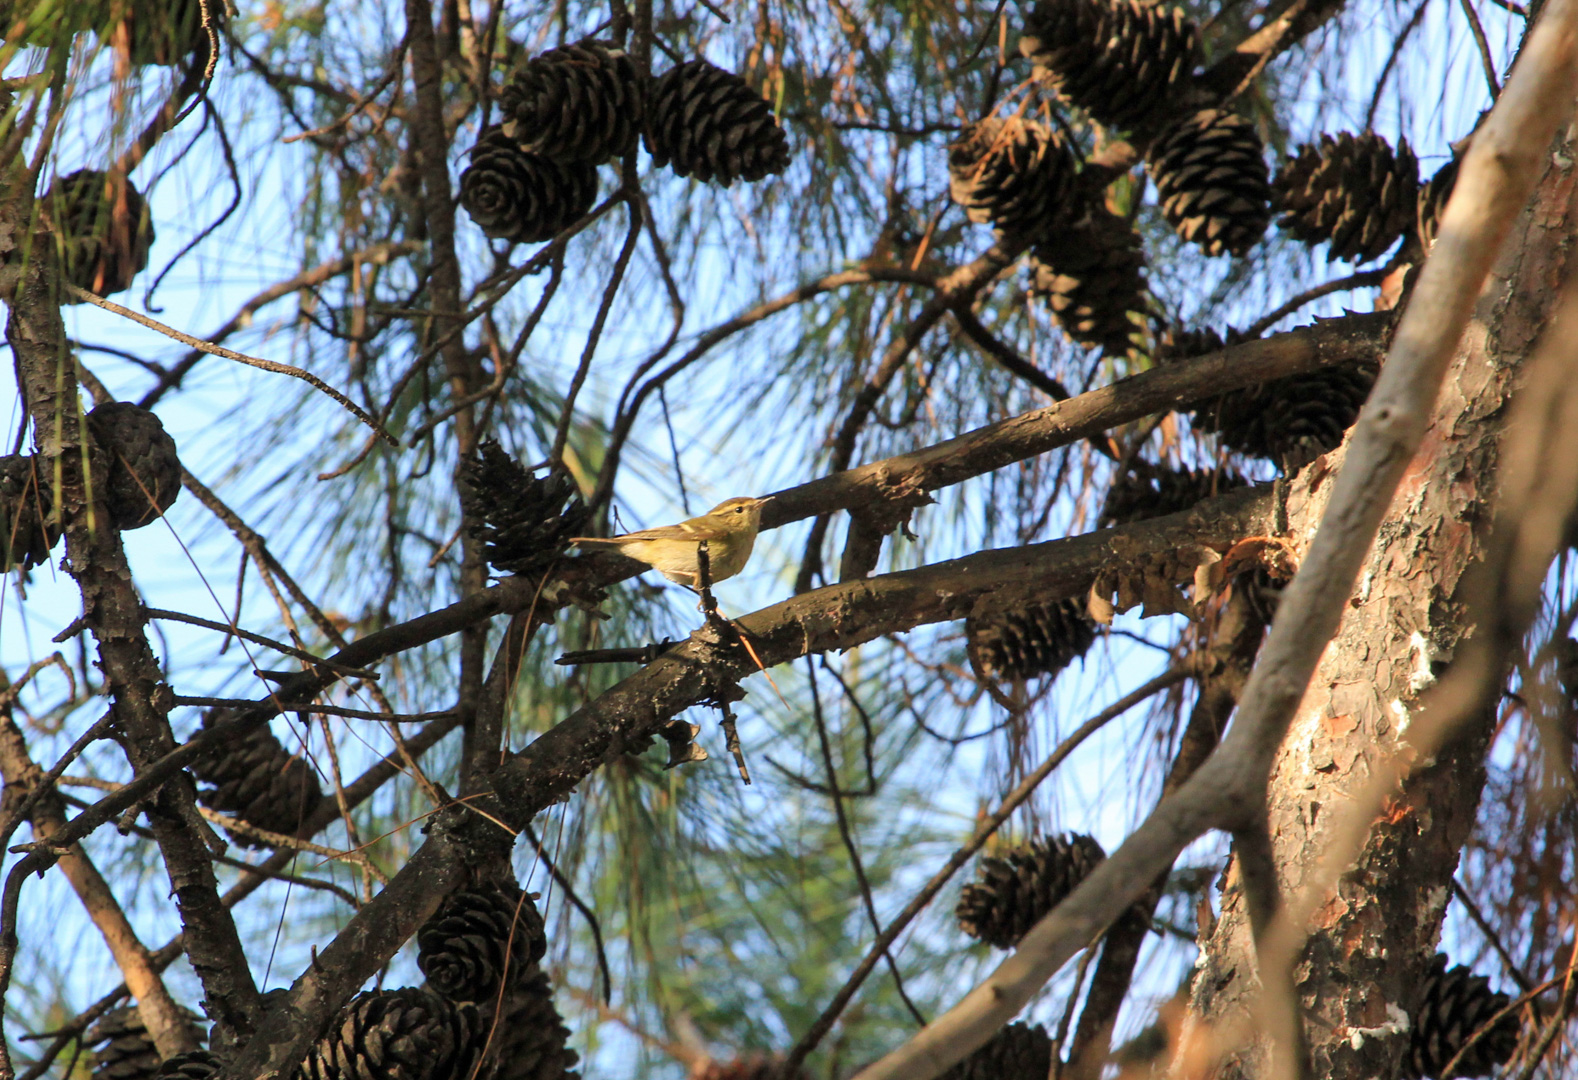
1188,120,1578,1079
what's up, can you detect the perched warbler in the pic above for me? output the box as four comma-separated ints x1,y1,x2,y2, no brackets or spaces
569,496,772,589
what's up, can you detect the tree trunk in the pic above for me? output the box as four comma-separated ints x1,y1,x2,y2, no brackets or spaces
1188,129,1578,1078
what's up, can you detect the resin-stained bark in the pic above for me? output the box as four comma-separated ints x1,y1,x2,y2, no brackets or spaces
1189,136,1578,1078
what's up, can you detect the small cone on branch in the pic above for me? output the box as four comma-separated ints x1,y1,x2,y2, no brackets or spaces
1404,954,1520,1079
154,1052,222,1080
43,170,155,300
1029,208,1148,356
0,453,58,571
479,968,581,1080
967,599,1097,683
956,833,1106,948
1019,0,1200,133
86,402,182,530
459,439,589,577
644,59,790,186
1195,360,1378,470
947,117,1076,239
86,1005,205,1080
1147,109,1271,257
498,39,643,164
1272,132,1420,263
418,881,547,1004
299,989,485,1080
939,1022,1054,1080
192,713,326,845
1153,323,1251,365
460,128,598,245
1099,464,1247,527
1417,157,1460,253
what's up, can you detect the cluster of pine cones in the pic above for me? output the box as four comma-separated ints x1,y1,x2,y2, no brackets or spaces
461,39,789,245
88,882,577,1080
0,401,181,572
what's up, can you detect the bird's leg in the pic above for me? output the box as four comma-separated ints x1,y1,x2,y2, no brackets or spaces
694,540,730,631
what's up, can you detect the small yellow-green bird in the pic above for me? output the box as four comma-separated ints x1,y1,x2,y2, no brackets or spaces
569,496,772,589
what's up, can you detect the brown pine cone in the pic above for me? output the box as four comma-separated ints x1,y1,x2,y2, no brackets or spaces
957,834,1107,948
644,59,790,185
968,599,1097,683
460,128,599,244
940,1022,1053,1080
947,117,1076,239
299,989,485,1080
1147,109,1270,258
498,39,643,164
85,402,182,530
1272,132,1420,263
1029,208,1149,356
43,170,155,299
191,713,326,846
1403,953,1520,1079
418,882,547,1003
479,968,580,1080
0,453,58,571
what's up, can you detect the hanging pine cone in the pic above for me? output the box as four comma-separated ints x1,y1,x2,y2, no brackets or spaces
85,402,182,530
1194,359,1379,470
192,713,326,846
644,59,790,186
1029,208,1148,356
498,39,642,164
940,1022,1053,1080
0,453,58,571
1147,109,1270,258
1404,954,1520,1079
43,170,155,299
1019,0,1200,134
300,989,485,1080
154,1052,222,1080
1417,157,1460,252
418,882,547,1003
460,128,599,245
957,833,1106,948
1100,464,1247,527
1272,132,1420,263
86,1005,206,1080
947,117,1076,239
967,599,1097,683
459,439,589,577
1153,323,1254,365
479,968,580,1080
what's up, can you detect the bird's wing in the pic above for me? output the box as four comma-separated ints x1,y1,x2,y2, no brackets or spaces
572,520,730,544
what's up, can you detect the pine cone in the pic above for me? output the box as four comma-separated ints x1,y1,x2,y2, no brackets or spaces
1404,954,1520,1079
1100,464,1247,526
1194,358,1378,470
644,59,790,186
940,1022,1053,1080
947,117,1075,239
968,599,1097,683
85,402,182,530
957,834,1106,948
479,968,580,1080
44,170,155,299
459,440,589,577
418,882,547,1003
460,128,599,245
154,1052,222,1080
498,39,643,164
1417,157,1459,252
86,1005,205,1080
1272,132,1420,263
1147,109,1270,257
300,989,485,1080
0,453,58,571
1153,323,1252,365
192,714,326,846
1029,208,1148,355
1019,0,1199,133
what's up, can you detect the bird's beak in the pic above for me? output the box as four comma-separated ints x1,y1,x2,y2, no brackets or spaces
754,496,774,506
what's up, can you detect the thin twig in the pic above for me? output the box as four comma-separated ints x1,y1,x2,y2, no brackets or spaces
1459,0,1503,98
62,284,396,444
